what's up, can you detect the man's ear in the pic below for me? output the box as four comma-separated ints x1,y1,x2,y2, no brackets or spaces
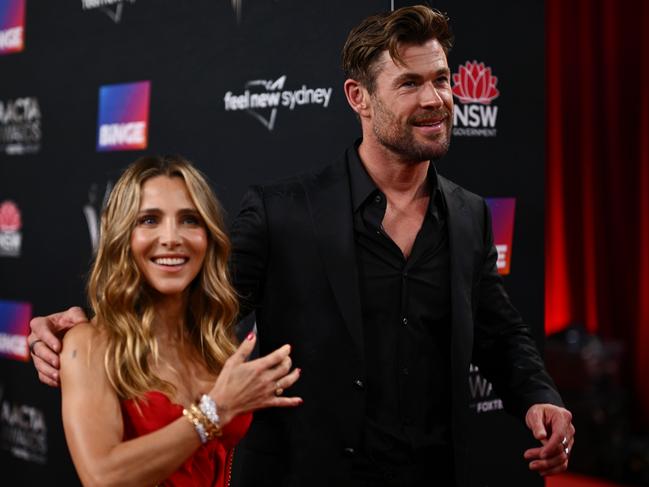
343,79,370,118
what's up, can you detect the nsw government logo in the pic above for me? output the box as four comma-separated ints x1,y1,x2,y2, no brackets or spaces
0,96,42,155
97,81,150,152
0,200,22,257
223,75,333,131
452,61,499,137
0,0,25,55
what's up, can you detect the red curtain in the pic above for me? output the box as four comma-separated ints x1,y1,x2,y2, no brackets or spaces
545,0,649,425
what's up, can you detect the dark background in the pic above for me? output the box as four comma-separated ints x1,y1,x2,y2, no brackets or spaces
0,1,546,485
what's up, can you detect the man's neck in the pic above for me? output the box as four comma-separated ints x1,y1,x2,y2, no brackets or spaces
357,139,430,200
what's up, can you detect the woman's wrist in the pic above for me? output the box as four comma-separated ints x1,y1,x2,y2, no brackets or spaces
208,390,234,426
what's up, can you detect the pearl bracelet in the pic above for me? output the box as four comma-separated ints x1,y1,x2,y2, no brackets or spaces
199,394,222,430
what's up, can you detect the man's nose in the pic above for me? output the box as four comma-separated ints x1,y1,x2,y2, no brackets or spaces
420,82,444,108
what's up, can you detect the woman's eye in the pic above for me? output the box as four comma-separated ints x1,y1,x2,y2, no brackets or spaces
182,215,202,225
138,215,157,225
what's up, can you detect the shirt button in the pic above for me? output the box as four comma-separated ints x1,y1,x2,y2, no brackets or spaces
354,379,365,389
374,194,382,204
343,447,356,457
402,317,408,325
402,367,409,375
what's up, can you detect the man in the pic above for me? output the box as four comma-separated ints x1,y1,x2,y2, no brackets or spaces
29,6,574,487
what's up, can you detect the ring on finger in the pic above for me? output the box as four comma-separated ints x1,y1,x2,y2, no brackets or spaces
29,339,43,355
561,436,568,447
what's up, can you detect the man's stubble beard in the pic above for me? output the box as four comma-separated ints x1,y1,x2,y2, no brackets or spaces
371,94,451,163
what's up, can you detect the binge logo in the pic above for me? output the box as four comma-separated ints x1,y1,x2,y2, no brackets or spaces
96,81,150,152
0,200,22,257
0,300,31,361
452,60,500,137
0,0,25,55
485,198,516,275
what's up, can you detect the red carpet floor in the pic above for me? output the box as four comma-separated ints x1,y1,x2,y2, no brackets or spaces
547,473,640,487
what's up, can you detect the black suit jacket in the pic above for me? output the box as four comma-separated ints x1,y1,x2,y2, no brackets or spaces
229,146,562,487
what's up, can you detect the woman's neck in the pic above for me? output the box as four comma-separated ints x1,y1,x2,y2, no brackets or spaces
151,292,189,343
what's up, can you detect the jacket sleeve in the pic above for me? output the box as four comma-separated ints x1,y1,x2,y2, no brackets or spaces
472,198,564,419
229,185,269,321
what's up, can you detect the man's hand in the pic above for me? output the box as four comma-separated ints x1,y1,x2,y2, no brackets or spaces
524,403,575,476
28,306,88,387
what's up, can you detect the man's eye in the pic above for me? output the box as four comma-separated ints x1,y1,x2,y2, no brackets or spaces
401,80,416,88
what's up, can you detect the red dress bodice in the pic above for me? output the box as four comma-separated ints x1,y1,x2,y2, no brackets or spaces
121,391,252,487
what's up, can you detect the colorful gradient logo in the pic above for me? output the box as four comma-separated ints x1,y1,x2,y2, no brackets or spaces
0,0,25,55
485,198,516,275
96,81,150,151
0,300,32,361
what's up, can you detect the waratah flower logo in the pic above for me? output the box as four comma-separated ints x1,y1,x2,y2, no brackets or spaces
0,201,22,232
452,61,500,105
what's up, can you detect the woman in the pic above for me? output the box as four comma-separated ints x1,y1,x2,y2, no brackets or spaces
60,155,301,487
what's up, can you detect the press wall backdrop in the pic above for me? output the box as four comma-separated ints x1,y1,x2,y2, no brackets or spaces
0,1,546,485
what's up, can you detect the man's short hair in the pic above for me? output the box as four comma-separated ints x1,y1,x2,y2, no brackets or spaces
342,5,453,93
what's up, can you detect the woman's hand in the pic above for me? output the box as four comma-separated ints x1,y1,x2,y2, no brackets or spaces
209,332,302,425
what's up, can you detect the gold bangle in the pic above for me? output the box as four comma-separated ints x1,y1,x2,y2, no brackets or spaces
190,403,222,439
183,407,209,443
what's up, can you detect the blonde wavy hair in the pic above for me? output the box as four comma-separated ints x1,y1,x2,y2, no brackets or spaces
87,155,239,400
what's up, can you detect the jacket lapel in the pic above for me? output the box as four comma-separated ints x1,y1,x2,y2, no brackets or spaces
439,176,474,376
303,152,365,361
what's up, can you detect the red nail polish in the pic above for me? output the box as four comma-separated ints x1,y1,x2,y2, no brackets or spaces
247,332,255,340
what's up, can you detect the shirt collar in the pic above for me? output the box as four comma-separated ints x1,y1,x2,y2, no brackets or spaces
347,139,447,219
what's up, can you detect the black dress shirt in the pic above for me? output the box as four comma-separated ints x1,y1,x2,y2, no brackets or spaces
348,145,454,485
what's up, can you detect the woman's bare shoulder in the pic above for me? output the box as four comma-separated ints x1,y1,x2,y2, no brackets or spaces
61,321,108,365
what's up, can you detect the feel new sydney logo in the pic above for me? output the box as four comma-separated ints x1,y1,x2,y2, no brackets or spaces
223,75,333,131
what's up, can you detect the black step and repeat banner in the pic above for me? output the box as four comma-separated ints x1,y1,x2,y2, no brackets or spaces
0,1,545,485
